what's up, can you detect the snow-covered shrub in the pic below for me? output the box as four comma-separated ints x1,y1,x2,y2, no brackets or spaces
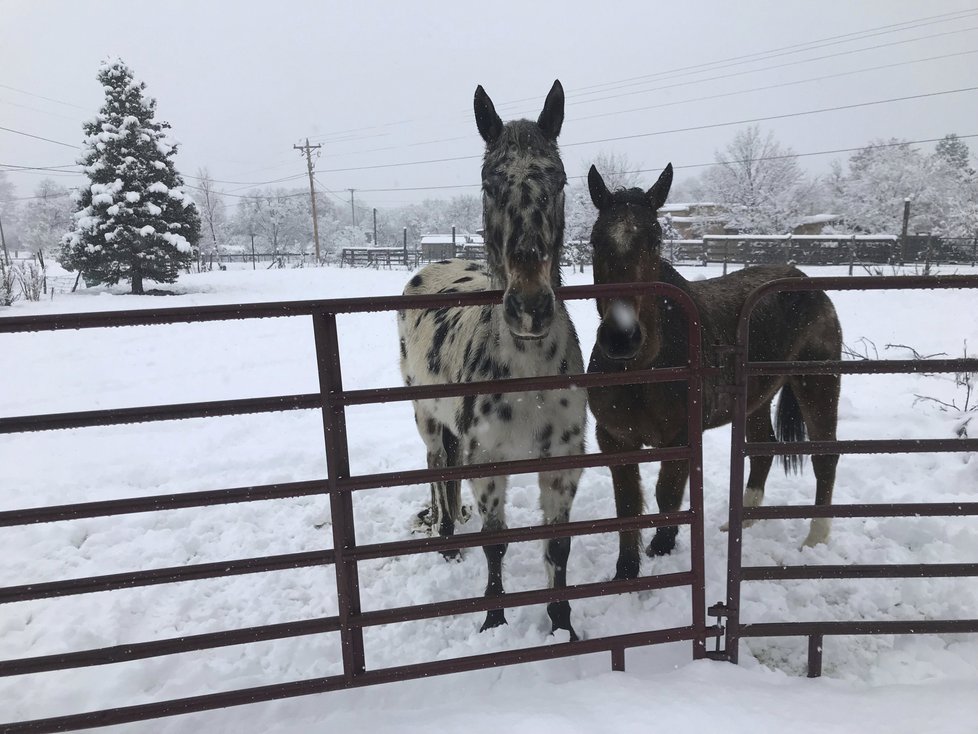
16,258,45,301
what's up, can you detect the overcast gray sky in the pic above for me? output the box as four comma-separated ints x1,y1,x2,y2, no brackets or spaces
2,0,977,210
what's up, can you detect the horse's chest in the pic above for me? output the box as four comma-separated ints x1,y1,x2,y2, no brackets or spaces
469,388,577,458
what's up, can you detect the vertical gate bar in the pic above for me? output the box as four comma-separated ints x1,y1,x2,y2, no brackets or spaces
313,311,366,680
724,329,751,664
807,634,823,678
685,301,707,660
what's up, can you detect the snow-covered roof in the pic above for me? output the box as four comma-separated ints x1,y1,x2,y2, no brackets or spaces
795,213,841,225
420,234,460,245
660,202,719,212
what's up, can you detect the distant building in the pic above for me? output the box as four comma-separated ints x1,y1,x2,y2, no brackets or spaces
420,234,458,260
792,214,843,235
419,232,484,261
658,203,726,238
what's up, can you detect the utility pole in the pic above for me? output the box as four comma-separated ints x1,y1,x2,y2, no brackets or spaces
0,206,9,265
899,197,911,264
348,189,357,227
372,208,377,246
294,138,323,262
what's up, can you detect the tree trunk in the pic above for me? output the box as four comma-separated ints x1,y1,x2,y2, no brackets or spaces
131,267,144,295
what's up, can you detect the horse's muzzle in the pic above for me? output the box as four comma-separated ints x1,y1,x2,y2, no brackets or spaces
503,289,555,339
596,320,643,361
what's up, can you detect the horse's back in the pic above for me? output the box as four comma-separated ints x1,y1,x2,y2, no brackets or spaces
685,263,841,361
402,259,491,297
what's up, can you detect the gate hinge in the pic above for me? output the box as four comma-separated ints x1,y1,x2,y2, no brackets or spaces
705,602,732,661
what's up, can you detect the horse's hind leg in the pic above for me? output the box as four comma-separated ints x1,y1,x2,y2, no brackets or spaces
790,374,841,547
471,474,509,632
415,412,462,560
720,404,776,532
744,402,777,525
539,468,582,641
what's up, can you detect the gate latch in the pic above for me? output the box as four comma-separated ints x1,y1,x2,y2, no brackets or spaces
706,602,731,660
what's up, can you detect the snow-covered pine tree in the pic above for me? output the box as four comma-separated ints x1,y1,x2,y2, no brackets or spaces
61,58,200,294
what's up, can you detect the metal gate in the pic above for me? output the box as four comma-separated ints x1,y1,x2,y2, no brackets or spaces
716,274,978,676
0,281,716,733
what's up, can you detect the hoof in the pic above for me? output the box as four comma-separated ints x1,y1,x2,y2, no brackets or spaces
480,609,507,632
646,526,678,557
547,601,577,641
800,518,831,550
551,623,580,642
720,519,755,533
440,548,462,562
613,555,640,581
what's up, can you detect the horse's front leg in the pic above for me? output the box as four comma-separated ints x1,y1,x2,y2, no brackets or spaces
596,424,644,580
647,459,690,556
470,474,509,632
539,468,582,641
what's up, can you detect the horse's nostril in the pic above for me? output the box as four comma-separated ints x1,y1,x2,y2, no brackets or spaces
598,322,641,359
504,292,523,322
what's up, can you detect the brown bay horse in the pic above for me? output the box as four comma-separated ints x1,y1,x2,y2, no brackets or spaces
585,163,843,580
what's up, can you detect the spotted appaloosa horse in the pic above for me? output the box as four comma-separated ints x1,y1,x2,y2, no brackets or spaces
398,81,586,639
586,163,843,580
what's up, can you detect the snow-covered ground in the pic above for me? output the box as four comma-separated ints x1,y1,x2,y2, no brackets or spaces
1,263,976,732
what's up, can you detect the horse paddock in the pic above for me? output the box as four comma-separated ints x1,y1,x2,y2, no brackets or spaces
1,264,976,732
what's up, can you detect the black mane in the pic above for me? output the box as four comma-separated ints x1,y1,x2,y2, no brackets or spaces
608,187,656,210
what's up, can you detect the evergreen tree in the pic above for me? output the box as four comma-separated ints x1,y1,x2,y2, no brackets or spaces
61,58,200,294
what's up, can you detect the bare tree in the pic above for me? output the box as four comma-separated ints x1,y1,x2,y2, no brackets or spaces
699,125,813,234
21,179,73,268
589,150,644,191
190,168,228,267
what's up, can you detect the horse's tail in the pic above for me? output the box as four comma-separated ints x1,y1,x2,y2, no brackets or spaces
774,383,807,475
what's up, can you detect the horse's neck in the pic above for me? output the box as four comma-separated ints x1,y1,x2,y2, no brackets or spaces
650,261,705,365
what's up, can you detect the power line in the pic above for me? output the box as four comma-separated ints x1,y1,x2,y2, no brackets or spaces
317,85,978,174
0,190,76,204
0,98,80,121
329,46,978,160
571,49,978,125
305,9,978,145
0,162,79,171
561,85,978,149
6,133,973,206
350,134,978,194
556,15,978,105
0,125,78,149
184,171,307,187
560,26,978,111
181,183,310,201
0,83,88,110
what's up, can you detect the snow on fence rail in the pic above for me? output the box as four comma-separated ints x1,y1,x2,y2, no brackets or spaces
0,282,716,733
665,235,978,270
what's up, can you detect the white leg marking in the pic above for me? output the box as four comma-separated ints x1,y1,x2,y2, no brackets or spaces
801,517,831,548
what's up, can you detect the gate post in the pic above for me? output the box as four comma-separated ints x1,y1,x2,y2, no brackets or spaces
685,300,708,661
723,331,751,664
313,311,367,680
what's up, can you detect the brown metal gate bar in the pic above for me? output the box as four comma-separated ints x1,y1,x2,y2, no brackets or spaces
0,281,716,733
723,274,978,677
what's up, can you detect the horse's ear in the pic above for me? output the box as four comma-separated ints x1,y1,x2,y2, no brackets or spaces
588,165,611,211
474,85,503,145
647,162,673,210
537,80,564,140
